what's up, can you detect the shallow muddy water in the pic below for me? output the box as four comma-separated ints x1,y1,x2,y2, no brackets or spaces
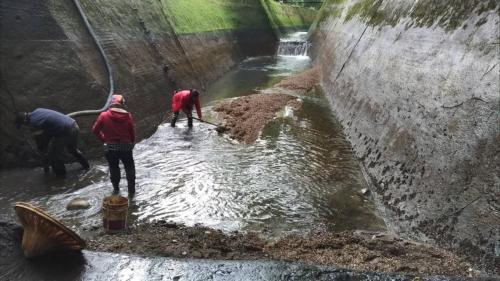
0,32,385,238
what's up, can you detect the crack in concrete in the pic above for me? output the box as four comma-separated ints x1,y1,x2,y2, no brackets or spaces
334,25,368,83
437,196,483,222
481,62,498,79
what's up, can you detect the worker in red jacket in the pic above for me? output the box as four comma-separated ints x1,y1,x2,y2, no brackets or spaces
170,89,202,128
92,94,136,195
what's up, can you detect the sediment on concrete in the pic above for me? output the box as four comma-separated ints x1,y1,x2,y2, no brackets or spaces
309,0,499,274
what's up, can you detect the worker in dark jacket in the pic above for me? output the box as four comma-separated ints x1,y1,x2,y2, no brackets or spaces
92,94,136,195
15,108,90,176
170,89,202,128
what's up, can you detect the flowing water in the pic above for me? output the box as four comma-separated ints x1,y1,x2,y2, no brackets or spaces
276,31,310,56
0,32,385,239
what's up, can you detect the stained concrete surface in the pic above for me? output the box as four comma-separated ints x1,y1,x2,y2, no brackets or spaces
309,0,500,273
0,219,477,281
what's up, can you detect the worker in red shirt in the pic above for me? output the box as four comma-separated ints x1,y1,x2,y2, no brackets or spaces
170,89,202,128
92,94,136,195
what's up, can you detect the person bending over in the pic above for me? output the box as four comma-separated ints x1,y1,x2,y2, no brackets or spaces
92,94,136,195
170,89,202,128
15,108,90,176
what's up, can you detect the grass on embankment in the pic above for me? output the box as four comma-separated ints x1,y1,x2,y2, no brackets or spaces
260,0,317,32
161,0,317,34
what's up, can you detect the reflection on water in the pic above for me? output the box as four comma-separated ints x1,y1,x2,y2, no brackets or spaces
0,92,385,238
0,32,385,238
5,250,418,281
203,55,311,102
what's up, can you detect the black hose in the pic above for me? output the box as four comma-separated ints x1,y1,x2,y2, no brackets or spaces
67,0,114,118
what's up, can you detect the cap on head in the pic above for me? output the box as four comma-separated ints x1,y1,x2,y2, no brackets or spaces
190,89,200,98
110,94,125,108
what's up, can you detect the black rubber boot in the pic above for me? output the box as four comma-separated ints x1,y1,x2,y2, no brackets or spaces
188,117,193,128
50,159,66,176
127,179,135,196
125,164,136,196
171,112,179,127
112,180,119,194
74,150,90,170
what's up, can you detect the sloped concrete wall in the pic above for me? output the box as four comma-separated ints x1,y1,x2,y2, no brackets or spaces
0,0,284,167
310,0,499,271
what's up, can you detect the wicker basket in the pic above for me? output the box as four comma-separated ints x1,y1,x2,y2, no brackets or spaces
14,202,85,258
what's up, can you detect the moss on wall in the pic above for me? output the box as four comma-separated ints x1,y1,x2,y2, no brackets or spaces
407,0,499,30
162,0,269,34
260,0,317,29
66,0,315,36
160,0,316,34
317,0,499,31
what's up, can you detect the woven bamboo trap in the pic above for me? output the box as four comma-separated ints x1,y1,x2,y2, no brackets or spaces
14,202,85,258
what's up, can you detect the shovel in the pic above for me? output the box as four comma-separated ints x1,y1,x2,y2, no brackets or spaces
192,117,228,133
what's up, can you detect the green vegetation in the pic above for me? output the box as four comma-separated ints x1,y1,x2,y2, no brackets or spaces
57,0,316,36
408,0,499,31
260,0,317,33
272,0,323,9
161,0,316,34
318,0,499,32
161,0,269,34
309,0,345,32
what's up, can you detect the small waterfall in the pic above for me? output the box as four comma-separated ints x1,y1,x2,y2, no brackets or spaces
277,32,310,56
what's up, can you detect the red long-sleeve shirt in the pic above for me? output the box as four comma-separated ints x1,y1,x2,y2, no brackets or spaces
171,90,202,118
92,108,135,144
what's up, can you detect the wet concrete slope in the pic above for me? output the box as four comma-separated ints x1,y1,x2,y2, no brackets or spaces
0,219,467,281
0,0,278,168
309,0,500,272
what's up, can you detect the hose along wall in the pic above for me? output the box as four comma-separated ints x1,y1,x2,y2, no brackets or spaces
67,0,114,118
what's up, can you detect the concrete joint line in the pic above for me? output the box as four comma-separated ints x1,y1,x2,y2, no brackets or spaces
441,96,489,109
333,25,368,83
481,62,498,79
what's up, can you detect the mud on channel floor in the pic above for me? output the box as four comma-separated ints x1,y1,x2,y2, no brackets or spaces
86,221,475,277
212,66,320,144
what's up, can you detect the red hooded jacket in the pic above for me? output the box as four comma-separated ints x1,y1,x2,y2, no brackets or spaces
171,90,202,118
92,108,135,144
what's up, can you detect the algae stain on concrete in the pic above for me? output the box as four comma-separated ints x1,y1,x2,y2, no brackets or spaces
408,0,499,31
322,0,499,32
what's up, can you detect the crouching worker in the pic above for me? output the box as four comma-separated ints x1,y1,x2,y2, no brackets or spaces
15,108,90,176
92,94,136,195
170,89,202,128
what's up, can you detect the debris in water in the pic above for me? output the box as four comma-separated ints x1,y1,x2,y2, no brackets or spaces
66,198,91,210
213,93,300,143
85,222,473,276
215,125,228,134
213,66,320,144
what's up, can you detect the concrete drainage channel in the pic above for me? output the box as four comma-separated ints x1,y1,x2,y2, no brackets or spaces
1,0,498,279
0,221,468,281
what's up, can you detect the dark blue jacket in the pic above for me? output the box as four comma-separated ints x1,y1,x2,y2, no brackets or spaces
27,108,75,137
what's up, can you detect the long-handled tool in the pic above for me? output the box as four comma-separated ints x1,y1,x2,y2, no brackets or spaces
192,117,228,133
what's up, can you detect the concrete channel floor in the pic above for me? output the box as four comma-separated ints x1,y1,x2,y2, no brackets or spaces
0,221,474,281
5,250,477,281
0,219,489,281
